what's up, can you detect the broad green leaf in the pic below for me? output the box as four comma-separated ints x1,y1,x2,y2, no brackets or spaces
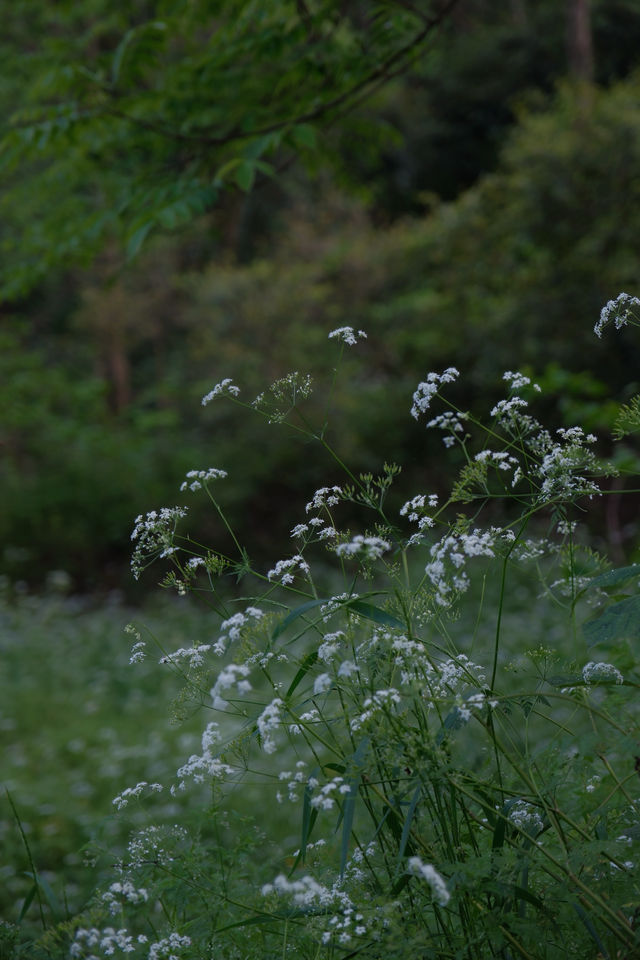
346,599,404,629
586,564,640,590
582,595,640,647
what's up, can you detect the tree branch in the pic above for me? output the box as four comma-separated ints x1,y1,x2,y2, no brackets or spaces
104,0,461,149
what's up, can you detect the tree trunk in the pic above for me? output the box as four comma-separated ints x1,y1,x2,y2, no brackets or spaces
566,0,594,83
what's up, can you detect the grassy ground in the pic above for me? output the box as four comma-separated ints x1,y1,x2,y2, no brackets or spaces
0,588,213,940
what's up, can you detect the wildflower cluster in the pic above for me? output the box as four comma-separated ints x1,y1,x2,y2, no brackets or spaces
201,378,240,404
179,467,227,492
112,781,163,811
173,722,235,791
130,507,187,579
335,534,391,561
328,326,367,345
594,292,640,337
410,367,459,419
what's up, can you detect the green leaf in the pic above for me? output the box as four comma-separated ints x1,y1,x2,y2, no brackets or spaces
272,598,326,640
126,221,154,260
395,782,421,874
346,600,404,629
492,807,507,851
585,564,640,590
298,770,319,867
339,737,369,878
18,883,37,922
34,871,61,918
285,650,318,699
573,902,610,958
292,124,317,149
583,595,640,647
235,160,256,192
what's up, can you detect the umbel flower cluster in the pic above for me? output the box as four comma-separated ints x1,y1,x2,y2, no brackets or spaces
69,312,640,960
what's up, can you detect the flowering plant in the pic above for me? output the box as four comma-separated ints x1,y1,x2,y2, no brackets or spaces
67,315,640,960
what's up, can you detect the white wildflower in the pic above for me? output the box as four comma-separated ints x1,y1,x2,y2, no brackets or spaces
257,698,284,754
180,467,227,492
213,606,264,655
411,368,460,419
491,396,529,418
201,378,240,404
314,673,332,695
594,292,640,337
337,659,359,678
130,506,187,579
407,857,450,906
174,722,234,789
582,661,624,685
148,933,191,960
267,554,311,585
306,485,343,512
210,663,252,708
335,535,391,561
101,880,148,916
112,781,163,810
160,644,211,667
328,327,367,345
508,800,544,836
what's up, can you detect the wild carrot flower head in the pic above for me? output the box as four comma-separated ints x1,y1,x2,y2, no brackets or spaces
328,326,367,345
201,378,240,404
411,368,459,420
594,293,640,337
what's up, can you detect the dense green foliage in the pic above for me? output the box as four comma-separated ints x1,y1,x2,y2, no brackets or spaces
2,0,640,588
5,68,640,586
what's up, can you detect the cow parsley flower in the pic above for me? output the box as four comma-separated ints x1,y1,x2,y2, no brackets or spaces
508,800,544,836
407,857,450,906
173,722,235,790
306,485,343,512
160,645,211,668
201,378,240,404
328,327,367,345
411,368,460,420
314,673,332,695
213,606,264,655
582,661,624,685
267,555,311,585
130,507,187,579
257,698,284,754
148,933,191,960
210,663,252,709
503,370,541,392
594,293,640,337
112,781,163,810
335,535,391,561
180,467,227,492
101,880,149,916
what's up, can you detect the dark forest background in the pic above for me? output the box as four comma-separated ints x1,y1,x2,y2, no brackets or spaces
2,0,640,594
